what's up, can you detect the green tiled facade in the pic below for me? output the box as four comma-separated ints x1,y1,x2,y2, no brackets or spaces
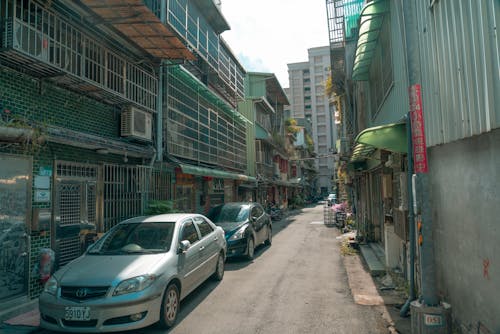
0,66,149,301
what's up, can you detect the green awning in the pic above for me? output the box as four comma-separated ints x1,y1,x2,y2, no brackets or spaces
350,143,377,162
352,0,389,81
255,124,271,140
349,122,407,171
178,163,256,182
354,122,407,153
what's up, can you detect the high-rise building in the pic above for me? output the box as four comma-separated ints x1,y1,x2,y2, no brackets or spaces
287,46,336,195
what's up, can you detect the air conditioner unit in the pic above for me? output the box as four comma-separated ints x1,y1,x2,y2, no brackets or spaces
13,22,49,61
121,107,152,141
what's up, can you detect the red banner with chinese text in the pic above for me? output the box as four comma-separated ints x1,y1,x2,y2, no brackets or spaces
409,84,428,173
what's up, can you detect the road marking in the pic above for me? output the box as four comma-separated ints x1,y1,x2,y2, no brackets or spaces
310,221,324,225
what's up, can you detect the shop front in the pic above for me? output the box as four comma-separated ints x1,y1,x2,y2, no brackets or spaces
175,164,256,213
349,122,409,270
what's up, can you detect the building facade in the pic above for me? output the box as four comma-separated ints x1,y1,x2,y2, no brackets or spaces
0,0,256,319
0,0,188,316
288,46,337,196
240,72,294,208
335,0,500,332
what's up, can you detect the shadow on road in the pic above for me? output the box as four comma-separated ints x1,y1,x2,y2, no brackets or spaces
141,279,222,333
223,243,271,271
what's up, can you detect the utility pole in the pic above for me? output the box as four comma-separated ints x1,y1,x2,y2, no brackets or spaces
401,0,451,332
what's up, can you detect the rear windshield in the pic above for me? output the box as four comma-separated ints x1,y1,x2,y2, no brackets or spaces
88,222,175,254
207,204,250,223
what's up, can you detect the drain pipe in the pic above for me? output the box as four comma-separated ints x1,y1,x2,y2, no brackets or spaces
400,114,415,317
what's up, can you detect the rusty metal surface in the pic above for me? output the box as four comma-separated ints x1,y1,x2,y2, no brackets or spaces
80,0,195,60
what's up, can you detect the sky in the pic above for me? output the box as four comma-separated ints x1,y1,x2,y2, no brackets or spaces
219,0,330,89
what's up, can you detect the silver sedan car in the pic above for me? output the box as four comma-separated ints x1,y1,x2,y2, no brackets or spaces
39,213,226,332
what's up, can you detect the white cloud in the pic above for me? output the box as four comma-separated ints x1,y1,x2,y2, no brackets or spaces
220,0,329,88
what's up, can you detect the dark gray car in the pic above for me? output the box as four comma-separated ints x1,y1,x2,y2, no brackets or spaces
207,202,272,260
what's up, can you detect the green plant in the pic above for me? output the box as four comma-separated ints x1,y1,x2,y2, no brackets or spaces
1,110,46,155
145,200,181,215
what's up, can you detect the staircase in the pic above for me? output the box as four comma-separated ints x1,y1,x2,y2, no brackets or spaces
359,243,386,276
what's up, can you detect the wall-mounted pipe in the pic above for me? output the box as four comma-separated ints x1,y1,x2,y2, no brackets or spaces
399,117,416,317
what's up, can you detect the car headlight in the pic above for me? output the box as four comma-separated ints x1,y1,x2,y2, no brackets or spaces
44,276,58,295
229,226,247,241
113,275,156,296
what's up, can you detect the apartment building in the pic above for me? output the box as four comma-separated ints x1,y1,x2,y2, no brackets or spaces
287,46,336,195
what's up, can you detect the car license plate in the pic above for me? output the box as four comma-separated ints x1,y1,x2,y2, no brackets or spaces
64,306,91,321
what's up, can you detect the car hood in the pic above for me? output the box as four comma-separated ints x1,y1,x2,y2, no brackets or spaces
55,253,168,286
216,221,248,233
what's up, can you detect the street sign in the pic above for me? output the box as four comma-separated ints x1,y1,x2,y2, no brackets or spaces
409,84,428,173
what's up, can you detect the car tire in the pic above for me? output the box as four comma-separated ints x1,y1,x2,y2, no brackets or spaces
212,252,225,281
158,283,179,329
246,237,255,260
265,226,272,246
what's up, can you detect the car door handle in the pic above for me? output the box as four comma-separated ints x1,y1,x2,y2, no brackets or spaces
199,246,205,251
213,237,218,241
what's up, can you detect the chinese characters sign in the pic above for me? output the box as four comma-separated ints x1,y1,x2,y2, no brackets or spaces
409,84,428,173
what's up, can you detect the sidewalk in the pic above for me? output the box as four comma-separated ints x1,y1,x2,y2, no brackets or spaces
0,305,40,334
338,232,412,334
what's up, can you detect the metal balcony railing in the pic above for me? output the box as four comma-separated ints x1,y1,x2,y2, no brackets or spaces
163,0,245,101
0,0,158,112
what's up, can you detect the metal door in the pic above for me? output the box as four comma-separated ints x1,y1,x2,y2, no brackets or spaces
54,162,98,268
0,155,31,303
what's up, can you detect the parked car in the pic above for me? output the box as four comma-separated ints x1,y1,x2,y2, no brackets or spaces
327,193,336,206
39,213,226,333
207,202,272,260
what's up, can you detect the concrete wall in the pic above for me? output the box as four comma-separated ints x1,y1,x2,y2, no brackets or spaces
428,128,500,333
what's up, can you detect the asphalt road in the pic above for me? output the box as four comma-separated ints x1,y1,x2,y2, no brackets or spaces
139,203,389,334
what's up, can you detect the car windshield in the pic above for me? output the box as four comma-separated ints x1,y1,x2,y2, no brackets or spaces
207,204,250,223
88,222,175,255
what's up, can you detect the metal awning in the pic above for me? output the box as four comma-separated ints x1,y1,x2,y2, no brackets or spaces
354,122,407,153
256,124,271,140
79,0,195,60
191,0,230,34
178,163,257,182
352,0,389,81
349,122,407,170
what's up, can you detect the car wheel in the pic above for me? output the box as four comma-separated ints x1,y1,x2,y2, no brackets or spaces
246,237,255,260
265,226,272,246
212,252,225,281
158,284,179,329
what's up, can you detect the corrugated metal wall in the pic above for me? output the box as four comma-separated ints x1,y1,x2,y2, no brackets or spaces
416,0,500,146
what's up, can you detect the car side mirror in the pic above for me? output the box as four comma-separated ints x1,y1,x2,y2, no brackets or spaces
178,240,191,254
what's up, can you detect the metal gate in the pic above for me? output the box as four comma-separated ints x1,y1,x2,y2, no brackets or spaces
54,161,98,267
103,164,172,231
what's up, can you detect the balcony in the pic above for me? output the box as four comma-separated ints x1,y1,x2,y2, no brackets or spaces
0,0,160,112
78,0,195,61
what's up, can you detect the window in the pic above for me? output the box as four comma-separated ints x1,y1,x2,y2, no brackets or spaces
194,217,214,237
181,220,199,244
